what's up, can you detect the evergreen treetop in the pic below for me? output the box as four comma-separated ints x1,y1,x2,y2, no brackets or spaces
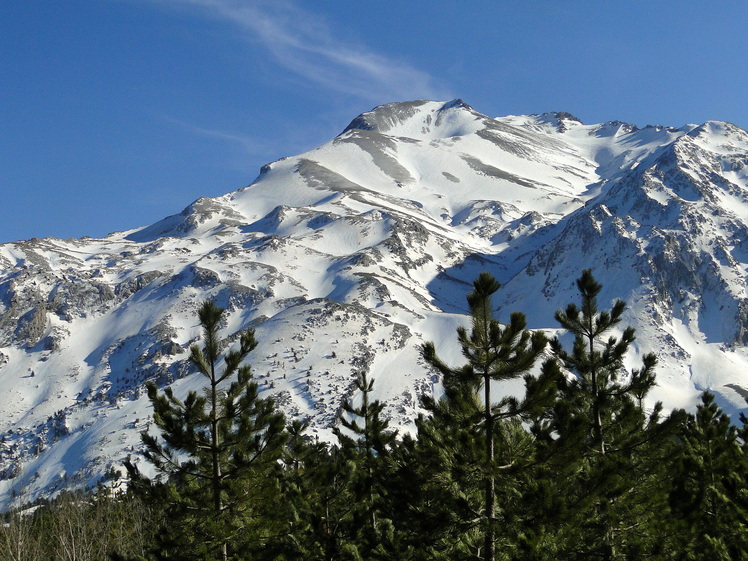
130,300,287,561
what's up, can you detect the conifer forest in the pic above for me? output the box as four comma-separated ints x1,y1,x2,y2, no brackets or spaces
2,271,748,560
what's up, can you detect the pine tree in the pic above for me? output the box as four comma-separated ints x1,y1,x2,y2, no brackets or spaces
334,371,398,558
129,300,287,561
264,419,330,560
668,392,748,560
312,445,358,561
536,269,676,559
419,272,549,561
550,269,658,456
336,372,398,459
279,437,360,561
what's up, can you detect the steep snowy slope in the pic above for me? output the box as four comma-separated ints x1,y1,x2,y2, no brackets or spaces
498,119,748,411
1,99,746,505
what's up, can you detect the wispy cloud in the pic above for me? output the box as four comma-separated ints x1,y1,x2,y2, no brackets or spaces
172,0,450,103
162,115,263,154
159,114,287,178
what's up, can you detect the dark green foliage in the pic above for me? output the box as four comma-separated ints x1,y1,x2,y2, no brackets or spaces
334,372,399,559
336,372,398,458
529,269,681,560
275,429,362,561
668,392,748,559
419,272,549,561
130,300,287,560
549,269,659,456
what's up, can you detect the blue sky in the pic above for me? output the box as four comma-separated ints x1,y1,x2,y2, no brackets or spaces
2,0,748,243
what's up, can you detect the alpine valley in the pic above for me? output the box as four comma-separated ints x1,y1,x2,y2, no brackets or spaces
2,99,748,504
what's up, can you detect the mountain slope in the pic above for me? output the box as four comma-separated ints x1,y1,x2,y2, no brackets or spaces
1,99,747,504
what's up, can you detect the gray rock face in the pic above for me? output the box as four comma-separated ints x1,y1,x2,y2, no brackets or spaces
1,100,748,505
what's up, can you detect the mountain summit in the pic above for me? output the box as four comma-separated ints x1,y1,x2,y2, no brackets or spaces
1,100,747,503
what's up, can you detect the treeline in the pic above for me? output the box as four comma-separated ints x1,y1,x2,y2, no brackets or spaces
2,270,748,560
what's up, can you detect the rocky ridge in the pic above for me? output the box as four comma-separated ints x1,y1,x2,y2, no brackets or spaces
1,99,748,504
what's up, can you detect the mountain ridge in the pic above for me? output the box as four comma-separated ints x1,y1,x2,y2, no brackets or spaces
1,99,748,505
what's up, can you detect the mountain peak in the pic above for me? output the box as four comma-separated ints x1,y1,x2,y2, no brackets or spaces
341,99,486,140
439,98,474,112
537,111,584,132
686,120,748,141
3,100,748,505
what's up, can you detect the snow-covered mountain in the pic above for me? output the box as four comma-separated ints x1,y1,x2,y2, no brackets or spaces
2,99,748,504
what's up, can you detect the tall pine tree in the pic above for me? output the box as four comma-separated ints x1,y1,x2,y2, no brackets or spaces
129,300,287,561
420,272,549,561
534,269,676,560
334,371,398,559
668,392,748,559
